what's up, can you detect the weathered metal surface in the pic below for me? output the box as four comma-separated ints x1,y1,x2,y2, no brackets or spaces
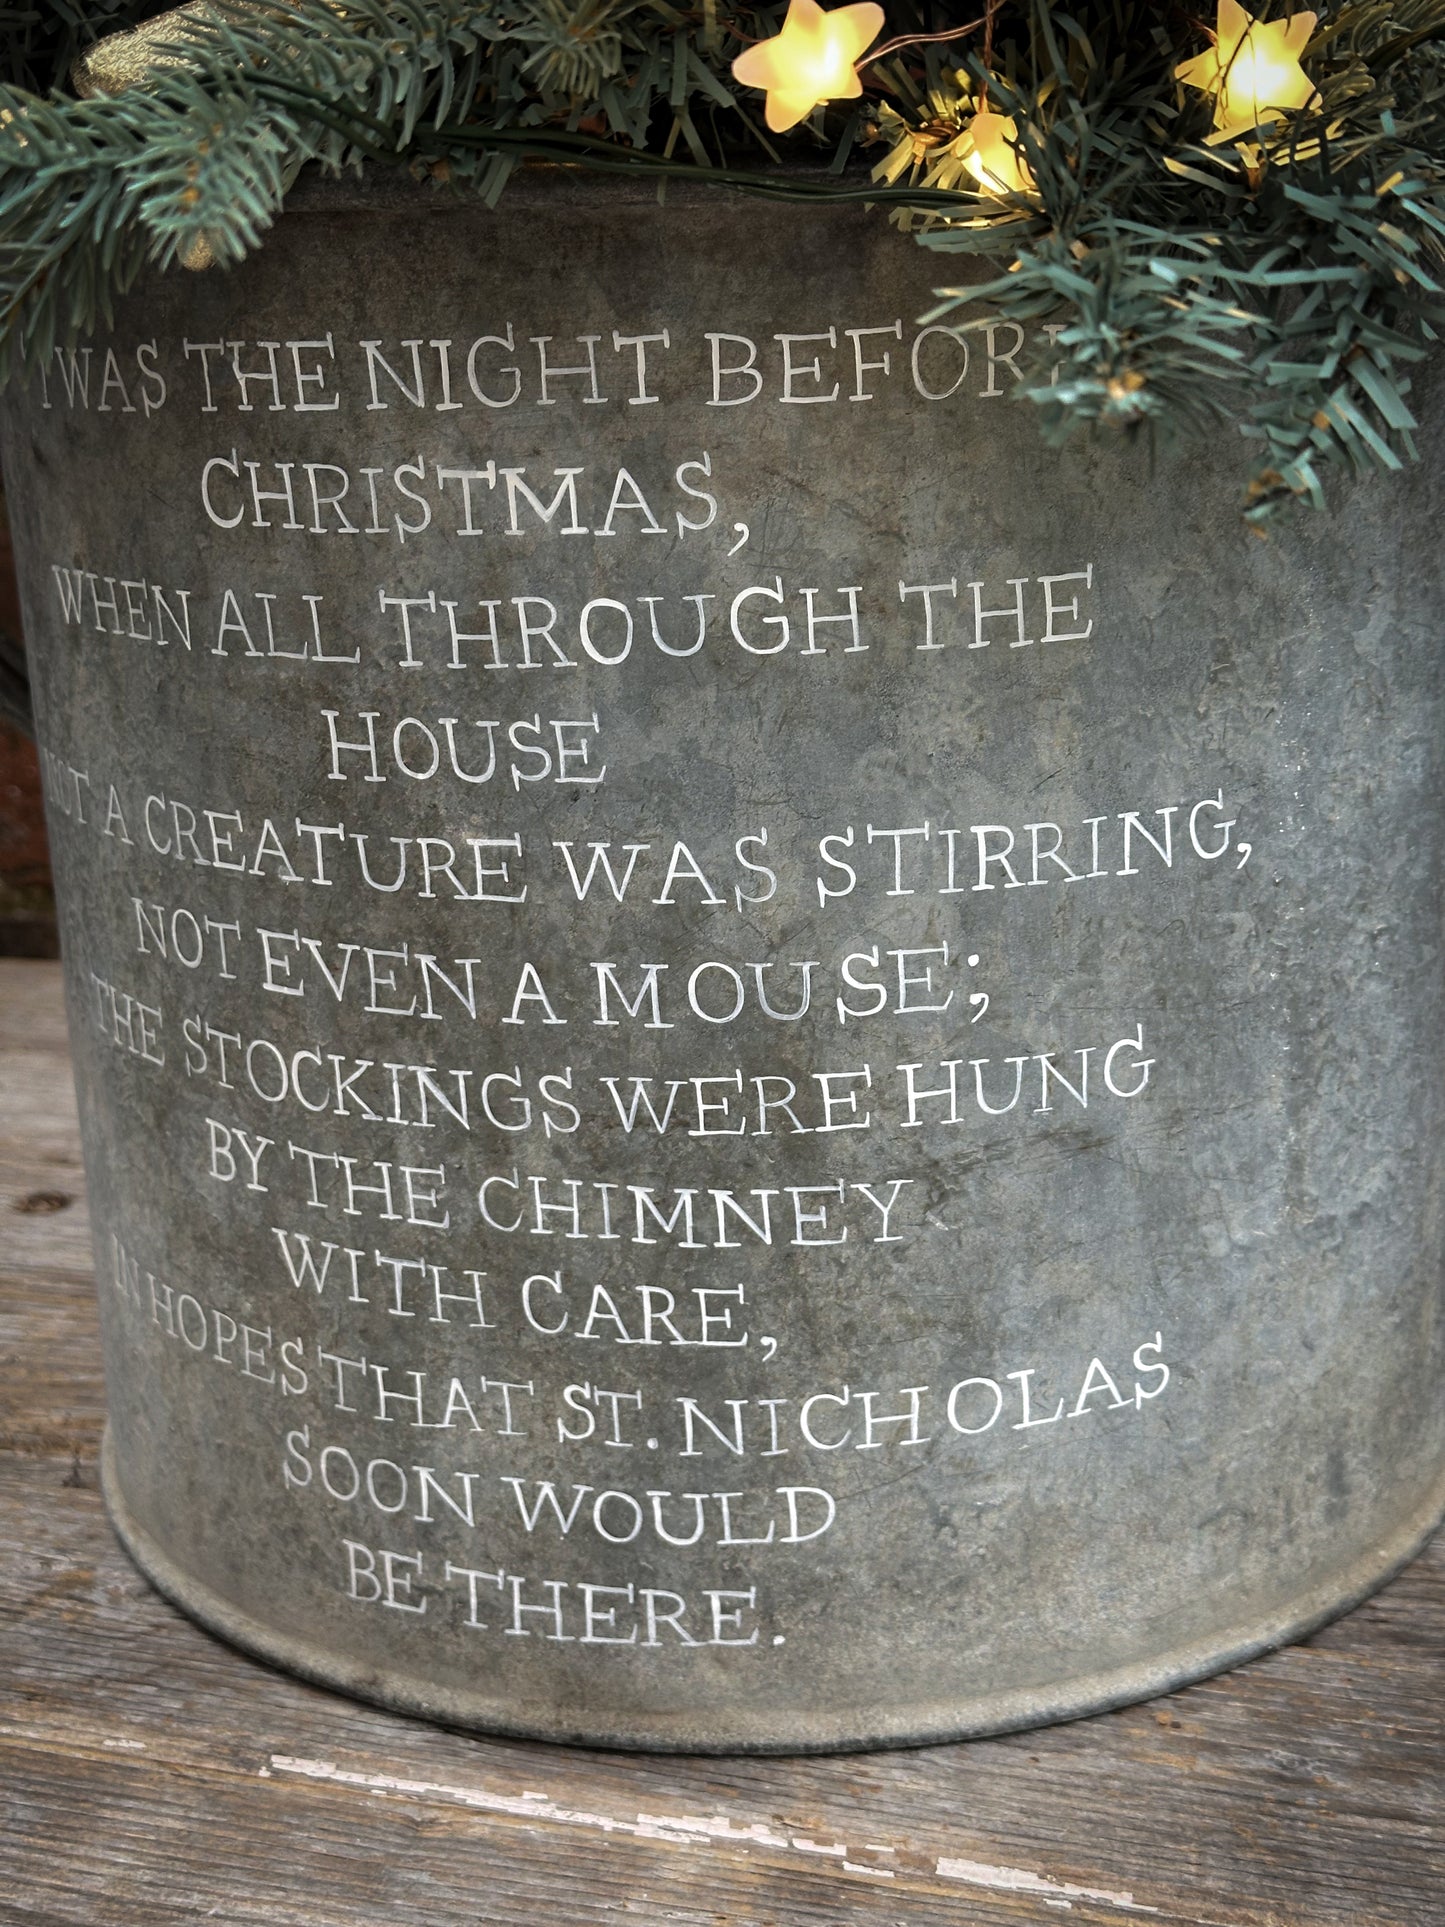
3,173,1443,1752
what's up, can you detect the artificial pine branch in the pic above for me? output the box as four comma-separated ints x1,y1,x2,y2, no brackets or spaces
908,0,1445,516
1,2,1444,515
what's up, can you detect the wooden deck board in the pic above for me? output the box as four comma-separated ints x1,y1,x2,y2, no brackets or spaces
1,959,1440,1927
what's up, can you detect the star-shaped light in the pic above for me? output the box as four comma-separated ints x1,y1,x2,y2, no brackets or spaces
732,0,886,134
964,108,1037,197
1175,0,1318,139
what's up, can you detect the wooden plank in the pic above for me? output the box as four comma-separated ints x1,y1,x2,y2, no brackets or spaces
0,1268,106,1456
0,1162,94,1278
0,957,75,1057
2,1418,1442,1925
0,961,91,1282
2,959,1442,1927
0,962,98,1459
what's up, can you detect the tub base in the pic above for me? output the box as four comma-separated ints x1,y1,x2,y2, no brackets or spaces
101,1427,1445,1756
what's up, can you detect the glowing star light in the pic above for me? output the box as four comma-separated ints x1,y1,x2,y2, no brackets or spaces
1175,0,1318,139
732,0,885,134
964,107,1036,197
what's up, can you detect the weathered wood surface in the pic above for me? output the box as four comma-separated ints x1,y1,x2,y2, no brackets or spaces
1,958,1440,1927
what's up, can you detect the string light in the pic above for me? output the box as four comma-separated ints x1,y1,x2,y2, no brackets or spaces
1175,0,1318,139
731,0,885,133
964,106,1037,197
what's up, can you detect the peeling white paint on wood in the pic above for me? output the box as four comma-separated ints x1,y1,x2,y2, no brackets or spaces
936,1854,1157,1912
271,1755,799,1852
270,1755,1157,1907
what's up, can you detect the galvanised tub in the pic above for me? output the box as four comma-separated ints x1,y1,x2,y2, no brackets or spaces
4,174,1443,1751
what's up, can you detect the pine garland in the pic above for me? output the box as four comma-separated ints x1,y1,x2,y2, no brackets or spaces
0,2,1444,517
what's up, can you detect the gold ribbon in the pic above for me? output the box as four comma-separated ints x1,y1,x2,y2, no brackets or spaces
73,4,250,268
72,4,224,101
